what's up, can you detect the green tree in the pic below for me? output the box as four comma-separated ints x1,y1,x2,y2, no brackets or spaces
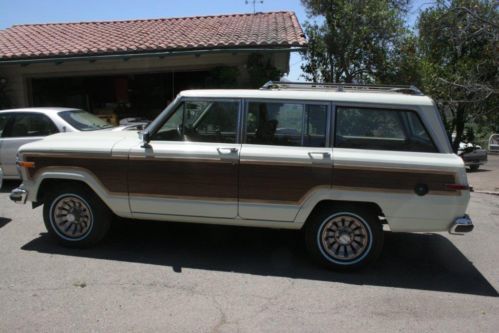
300,0,411,83
418,0,498,150
246,54,282,88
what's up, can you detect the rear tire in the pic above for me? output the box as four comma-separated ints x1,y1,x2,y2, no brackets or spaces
469,164,479,172
43,183,111,248
304,204,384,271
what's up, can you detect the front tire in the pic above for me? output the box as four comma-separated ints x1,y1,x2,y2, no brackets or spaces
305,204,384,270
43,184,111,247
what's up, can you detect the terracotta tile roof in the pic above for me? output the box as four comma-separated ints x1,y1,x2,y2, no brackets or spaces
0,11,306,61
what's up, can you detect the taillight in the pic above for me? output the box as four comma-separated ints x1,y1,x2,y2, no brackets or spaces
445,184,470,191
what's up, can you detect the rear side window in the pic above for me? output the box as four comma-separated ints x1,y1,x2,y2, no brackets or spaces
245,101,327,147
7,113,58,138
335,107,437,152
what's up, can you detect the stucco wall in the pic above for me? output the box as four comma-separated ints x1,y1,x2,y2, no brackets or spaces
0,51,290,108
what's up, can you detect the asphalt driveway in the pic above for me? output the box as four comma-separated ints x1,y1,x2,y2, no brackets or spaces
467,153,499,193
0,181,498,332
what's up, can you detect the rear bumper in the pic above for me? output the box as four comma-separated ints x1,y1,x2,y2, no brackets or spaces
10,187,28,204
449,215,474,234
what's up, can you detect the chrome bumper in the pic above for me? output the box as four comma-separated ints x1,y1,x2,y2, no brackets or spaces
449,215,474,235
10,187,28,204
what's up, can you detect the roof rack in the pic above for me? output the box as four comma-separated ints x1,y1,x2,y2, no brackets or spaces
260,81,424,96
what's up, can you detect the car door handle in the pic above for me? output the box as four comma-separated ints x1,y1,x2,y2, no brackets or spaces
308,152,331,158
217,147,238,154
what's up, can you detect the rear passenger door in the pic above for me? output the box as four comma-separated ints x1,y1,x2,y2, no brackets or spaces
239,100,332,221
0,112,58,177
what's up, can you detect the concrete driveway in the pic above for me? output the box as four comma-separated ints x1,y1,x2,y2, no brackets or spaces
0,181,498,332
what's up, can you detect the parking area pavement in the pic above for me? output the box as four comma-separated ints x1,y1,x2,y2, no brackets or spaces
0,181,498,332
467,154,499,193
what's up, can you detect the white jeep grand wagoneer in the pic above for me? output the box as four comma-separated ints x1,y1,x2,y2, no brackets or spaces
10,82,474,270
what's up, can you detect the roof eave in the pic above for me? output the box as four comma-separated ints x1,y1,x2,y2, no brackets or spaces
0,45,307,65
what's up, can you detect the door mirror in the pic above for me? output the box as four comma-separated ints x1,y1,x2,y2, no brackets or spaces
140,131,151,148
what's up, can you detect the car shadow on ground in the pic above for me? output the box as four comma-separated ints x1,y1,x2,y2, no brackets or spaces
467,168,491,173
21,219,498,297
0,180,21,193
0,217,12,228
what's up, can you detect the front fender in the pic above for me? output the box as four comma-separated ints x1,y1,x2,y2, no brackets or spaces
25,167,131,218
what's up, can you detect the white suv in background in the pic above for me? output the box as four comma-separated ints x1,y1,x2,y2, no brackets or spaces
10,82,474,270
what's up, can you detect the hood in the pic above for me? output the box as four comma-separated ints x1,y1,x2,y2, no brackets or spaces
18,130,139,155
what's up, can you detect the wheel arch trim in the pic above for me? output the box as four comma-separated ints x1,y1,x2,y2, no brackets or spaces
28,167,131,217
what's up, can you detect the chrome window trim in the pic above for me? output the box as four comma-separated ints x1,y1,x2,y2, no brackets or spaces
300,104,306,146
239,99,247,144
330,102,336,148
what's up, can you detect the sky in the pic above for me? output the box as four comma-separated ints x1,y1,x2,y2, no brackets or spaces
0,0,428,81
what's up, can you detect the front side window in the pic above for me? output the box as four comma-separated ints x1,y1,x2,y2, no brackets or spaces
58,110,113,131
8,113,58,137
335,107,437,152
245,102,327,147
153,100,239,143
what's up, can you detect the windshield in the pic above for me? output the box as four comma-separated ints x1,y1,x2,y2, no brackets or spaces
58,110,114,131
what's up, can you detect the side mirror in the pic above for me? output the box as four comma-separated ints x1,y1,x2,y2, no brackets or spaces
140,131,151,148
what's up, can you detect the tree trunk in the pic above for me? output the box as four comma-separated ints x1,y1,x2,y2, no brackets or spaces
452,105,466,153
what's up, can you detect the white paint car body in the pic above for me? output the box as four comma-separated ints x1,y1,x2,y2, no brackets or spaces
10,87,474,269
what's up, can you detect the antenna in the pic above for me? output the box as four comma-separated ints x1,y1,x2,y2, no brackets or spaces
245,0,263,13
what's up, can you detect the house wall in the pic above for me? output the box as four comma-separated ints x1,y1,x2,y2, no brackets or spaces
0,51,290,108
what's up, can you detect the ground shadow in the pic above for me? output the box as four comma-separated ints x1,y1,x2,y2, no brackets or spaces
0,217,12,228
21,219,498,297
467,168,492,173
0,180,21,193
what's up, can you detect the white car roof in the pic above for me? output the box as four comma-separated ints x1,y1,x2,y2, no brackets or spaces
179,89,435,107
0,107,80,114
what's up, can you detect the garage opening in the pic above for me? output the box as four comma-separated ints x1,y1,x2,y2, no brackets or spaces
30,70,211,124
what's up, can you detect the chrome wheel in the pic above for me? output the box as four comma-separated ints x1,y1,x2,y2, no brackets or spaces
318,213,372,264
50,194,93,240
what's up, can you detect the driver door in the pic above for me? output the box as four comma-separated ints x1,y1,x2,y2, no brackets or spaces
128,98,241,218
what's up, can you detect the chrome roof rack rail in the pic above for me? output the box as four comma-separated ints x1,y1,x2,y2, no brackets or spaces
260,81,424,96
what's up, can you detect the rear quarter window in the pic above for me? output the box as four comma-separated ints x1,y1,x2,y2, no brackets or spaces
335,107,437,153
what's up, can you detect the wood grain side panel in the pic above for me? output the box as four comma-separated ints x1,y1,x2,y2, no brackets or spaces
239,163,332,202
333,167,456,193
127,158,237,199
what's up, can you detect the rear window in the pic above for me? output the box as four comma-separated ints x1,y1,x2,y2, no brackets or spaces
335,107,437,152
